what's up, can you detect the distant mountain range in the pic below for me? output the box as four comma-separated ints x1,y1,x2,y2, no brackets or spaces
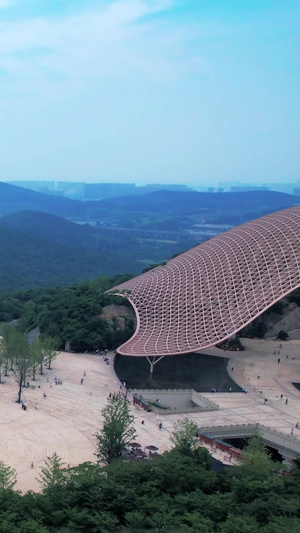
0,210,192,292
0,181,80,218
0,181,299,292
0,181,298,222
0,223,105,292
0,210,145,292
99,189,298,211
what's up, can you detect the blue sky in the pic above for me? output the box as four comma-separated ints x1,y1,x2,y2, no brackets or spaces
0,0,299,185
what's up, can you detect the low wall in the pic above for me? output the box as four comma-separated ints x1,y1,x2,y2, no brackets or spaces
197,422,300,461
266,305,300,338
131,388,219,415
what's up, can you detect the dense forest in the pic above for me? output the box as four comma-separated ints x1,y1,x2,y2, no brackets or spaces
0,220,144,293
0,276,134,352
0,225,126,293
0,442,300,532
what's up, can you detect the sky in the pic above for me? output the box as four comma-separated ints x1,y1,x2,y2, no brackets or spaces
0,0,299,185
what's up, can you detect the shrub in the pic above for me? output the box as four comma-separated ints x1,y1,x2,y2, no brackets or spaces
277,330,289,341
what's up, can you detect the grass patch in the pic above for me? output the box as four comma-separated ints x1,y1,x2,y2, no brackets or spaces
147,400,170,410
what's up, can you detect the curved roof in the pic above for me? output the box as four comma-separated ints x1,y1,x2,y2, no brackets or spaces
109,206,300,357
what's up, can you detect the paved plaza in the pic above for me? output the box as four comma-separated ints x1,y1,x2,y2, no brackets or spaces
0,337,300,492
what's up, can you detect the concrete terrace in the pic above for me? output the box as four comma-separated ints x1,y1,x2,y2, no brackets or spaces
0,337,300,492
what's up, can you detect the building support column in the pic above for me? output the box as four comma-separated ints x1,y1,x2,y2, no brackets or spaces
146,356,164,379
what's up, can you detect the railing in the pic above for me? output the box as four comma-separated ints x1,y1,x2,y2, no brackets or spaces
197,422,300,459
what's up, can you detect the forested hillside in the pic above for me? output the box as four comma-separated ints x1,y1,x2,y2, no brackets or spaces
0,183,299,292
0,211,195,292
0,181,81,218
0,224,141,293
0,276,134,352
84,189,300,228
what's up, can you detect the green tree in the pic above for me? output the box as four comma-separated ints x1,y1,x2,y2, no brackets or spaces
95,395,136,464
29,337,43,381
277,330,289,341
13,332,32,403
0,461,17,490
1,326,32,403
177,512,215,532
17,519,48,533
41,336,58,370
0,338,5,384
262,517,300,533
170,417,199,455
219,514,260,533
242,434,272,470
1,323,19,376
37,452,66,491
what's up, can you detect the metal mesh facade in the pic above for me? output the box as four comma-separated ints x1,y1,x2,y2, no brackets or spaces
110,206,300,357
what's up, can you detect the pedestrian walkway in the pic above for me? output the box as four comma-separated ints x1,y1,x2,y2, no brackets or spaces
0,337,300,492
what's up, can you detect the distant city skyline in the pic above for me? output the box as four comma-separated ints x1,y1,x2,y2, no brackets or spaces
0,1,299,184
7,178,300,200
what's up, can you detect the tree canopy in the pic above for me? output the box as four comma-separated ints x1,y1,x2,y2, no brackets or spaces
95,394,137,464
0,443,297,532
170,417,199,455
0,276,135,352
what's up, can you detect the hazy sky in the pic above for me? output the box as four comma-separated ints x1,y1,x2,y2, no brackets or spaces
0,0,299,185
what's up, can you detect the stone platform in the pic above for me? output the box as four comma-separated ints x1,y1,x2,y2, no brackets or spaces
0,337,300,492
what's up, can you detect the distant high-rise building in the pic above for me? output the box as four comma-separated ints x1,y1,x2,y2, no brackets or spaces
230,185,269,192
218,181,241,192
83,183,137,200
144,184,191,192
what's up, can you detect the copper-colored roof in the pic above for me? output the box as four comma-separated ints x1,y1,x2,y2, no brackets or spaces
109,206,300,357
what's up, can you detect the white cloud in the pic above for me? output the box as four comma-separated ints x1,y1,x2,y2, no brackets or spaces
0,0,14,8
0,0,186,87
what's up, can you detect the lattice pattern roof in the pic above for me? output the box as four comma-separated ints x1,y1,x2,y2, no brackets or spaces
109,206,300,357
